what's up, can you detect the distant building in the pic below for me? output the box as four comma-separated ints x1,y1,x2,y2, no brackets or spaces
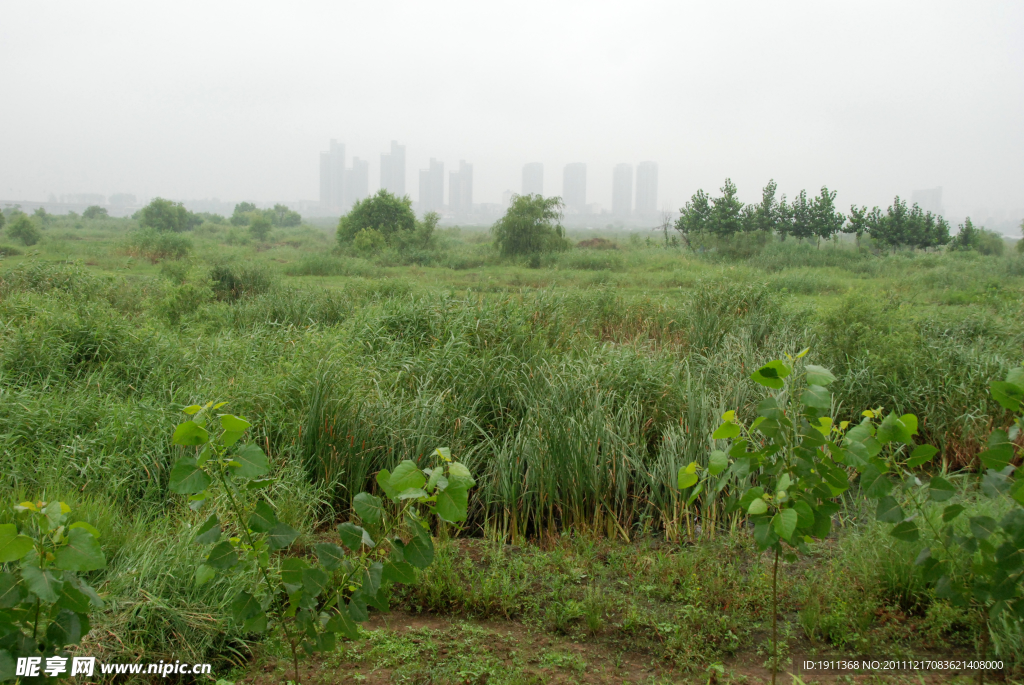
319,139,346,210
635,162,658,216
418,158,445,212
912,187,944,215
449,160,473,212
612,163,633,216
345,157,370,208
380,140,406,197
563,163,587,213
522,163,543,196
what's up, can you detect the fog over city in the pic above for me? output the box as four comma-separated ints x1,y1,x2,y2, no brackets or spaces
2,1,1022,230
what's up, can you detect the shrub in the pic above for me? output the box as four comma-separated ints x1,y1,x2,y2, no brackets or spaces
353,227,386,255
7,215,41,246
124,228,192,262
137,198,199,233
336,190,415,246
492,194,570,257
209,263,274,301
249,214,272,241
82,205,108,219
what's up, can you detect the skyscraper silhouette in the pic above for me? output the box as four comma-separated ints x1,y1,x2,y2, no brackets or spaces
635,162,658,216
418,158,444,212
562,163,586,213
449,160,473,212
380,141,406,197
612,163,633,216
319,139,345,209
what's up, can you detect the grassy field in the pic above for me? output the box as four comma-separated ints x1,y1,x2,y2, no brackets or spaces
1,214,1023,683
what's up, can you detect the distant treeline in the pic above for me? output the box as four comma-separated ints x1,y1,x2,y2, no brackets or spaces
674,178,974,251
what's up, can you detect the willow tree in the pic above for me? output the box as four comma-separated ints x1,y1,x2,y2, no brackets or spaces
491,194,569,257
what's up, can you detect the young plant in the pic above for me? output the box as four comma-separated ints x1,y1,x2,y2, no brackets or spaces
167,401,474,685
678,350,852,685
848,366,1024,681
0,500,105,682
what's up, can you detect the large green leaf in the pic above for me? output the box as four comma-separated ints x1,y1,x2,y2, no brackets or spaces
0,525,34,563
435,481,470,523
404,518,434,569
990,380,1023,412
0,572,26,608
890,520,920,542
969,516,997,540
281,557,309,591
361,562,383,597
772,508,798,541
22,565,62,603
942,504,965,522
206,541,239,569
928,476,956,502
231,591,262,622
314,543,346,571
168,457,212,495
248,500,279,534
302,568,329,598
858,463,892,498
55,582,91,614
232,444,270,479
877,413,917,445
382,560,416,584
375,469,398,499
907,444,938,467
338,522,374,551
267,522,299,550
804,365,836,386
326,603,360,640
708,450,729,476
55,528,105,572
747,498,768,516
46,608,86,648
172,420,210,446
978,430,1013,471
220,414,252,433
194,513,221,545
353,493,384,526
712,422,741,440
800,385,831,410
876,496,905,523
792,500,814,528
388,461,426,494
751,361,790,389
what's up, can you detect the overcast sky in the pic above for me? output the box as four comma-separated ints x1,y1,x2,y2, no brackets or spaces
2,1,1022,223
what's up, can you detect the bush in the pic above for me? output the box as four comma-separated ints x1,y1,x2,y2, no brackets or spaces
336,190,415,246
209,263,274,301
7,214,41,246
975,228,1006,256
83,205,109,219
137,198,199,233
249,214,272,241
492,194,570,257
124,228,193,262
353,227,386,255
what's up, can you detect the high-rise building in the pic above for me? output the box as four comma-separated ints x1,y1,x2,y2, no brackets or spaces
911,187,944,215
449,160,473,212
345,157,370,208
319,139,346,210
418,158,445,212
522,163,543,196
380,140,406,197
635,162,658,216
562,163,587,213
612,164,633,216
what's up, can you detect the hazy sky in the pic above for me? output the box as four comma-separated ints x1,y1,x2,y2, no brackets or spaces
2,1,1022,222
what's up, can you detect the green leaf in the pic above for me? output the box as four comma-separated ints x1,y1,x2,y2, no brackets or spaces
353,493,384,526
348,595,369,622
220,414,252,433
708,450,728,476
804,365,836,386
242,611,268,634
68,521,101,539
376,469,398,499
928,476,956,502
302,568,329,598
361,562,383,598
396,487,430,500
206,540,239,569
46,608,85,648
195,564,216,586
876,496,905,523
22,565,62,603
978,430,1013,471
404,517,434,569
338,522,374,551
248,500,279,534
990,380,1023,412
773,508,798,541
907,444,939,467
858,463,892,498
942,504,965,523
168,457,212,495
55,527,106,572
172,420,210,446
677,463,699,490
0,525,34,563
64,573,102,608
194,513,221,545
267,522,299,551
712,422,741,440
969,516,998,540
0,572,25,608
877,413,917,445
55,582,91,614
183,404,202,415
792,500,814,528
751,360,790,389
231,591,262,622
747,498,768,516
326,603,360,640
890,520,920,542
800,385,831,410
753,517,778,550
232,444,270,479
314,543,346,571
435,481,471,523
281,557,309,591
382,560,416,584
388,460,426,494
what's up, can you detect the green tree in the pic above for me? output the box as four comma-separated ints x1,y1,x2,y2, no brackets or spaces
788,190,814,241
32,207,51,225
337,190,416,247
7,215,41,246
709,178,743,237
846,204,868,241
0,211,5,232
139,198,198,233
271,204,302,227
674,189,713,249
231,202,258,226
491,194,569,257
1018,219,1024,254
82,205,108,219
810,186,844,246
249,214,272,241
754,180,781,234
949,217,978,251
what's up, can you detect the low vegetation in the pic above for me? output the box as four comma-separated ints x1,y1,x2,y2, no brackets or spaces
0,201,1022,682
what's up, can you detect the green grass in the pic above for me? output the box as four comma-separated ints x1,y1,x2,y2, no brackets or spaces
1,214,1023,680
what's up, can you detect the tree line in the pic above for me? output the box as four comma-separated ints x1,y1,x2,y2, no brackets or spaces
674,178,969,251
